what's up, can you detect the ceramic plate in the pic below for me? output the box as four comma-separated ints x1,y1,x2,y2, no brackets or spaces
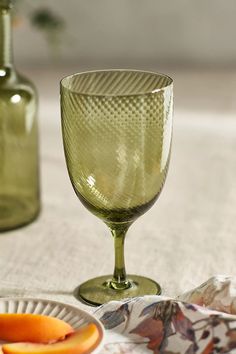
0,297,104,353
94,295,236,354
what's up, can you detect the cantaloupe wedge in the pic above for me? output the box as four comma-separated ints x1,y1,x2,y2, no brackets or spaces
0,314,73,343
2,323,99,354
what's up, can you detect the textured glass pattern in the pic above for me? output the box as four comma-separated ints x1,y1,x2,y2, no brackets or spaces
60,70,173,305
61,70,173,223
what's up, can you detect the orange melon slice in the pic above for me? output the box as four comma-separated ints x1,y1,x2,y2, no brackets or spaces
2,323,99,354
0,314,73,343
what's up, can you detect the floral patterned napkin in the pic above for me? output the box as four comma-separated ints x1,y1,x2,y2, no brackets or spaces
94,276,236,353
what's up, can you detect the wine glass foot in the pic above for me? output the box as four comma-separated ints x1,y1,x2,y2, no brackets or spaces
74,275,161,306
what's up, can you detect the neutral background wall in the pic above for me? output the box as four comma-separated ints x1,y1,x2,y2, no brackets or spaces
14,0,236,67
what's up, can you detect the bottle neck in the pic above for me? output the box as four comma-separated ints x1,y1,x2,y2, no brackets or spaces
0,5,13,68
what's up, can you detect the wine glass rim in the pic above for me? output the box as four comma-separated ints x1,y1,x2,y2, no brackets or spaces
60,69,173,97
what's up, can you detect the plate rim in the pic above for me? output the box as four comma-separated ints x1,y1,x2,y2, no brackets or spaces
0,296,105,354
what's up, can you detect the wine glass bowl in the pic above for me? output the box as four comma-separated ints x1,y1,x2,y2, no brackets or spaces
61,70,173,305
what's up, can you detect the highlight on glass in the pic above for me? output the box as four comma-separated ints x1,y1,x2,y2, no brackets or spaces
60,69,173,306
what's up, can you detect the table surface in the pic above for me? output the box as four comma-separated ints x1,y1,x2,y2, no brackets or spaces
0,66,235,311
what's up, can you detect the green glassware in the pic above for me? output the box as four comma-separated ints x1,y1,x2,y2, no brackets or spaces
61,70,173,306
0,0,40,231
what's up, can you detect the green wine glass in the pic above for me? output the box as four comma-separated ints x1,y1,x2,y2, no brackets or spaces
60,70,173,306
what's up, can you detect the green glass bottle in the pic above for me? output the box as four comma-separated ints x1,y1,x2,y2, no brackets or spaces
0,0,40,231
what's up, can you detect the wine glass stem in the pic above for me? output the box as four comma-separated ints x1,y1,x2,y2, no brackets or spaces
109,223,131,290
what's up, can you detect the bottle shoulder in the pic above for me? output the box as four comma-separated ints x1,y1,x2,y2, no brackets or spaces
0,68,38,106
0,67,37,102
0,67,36,91
17,72,37,91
